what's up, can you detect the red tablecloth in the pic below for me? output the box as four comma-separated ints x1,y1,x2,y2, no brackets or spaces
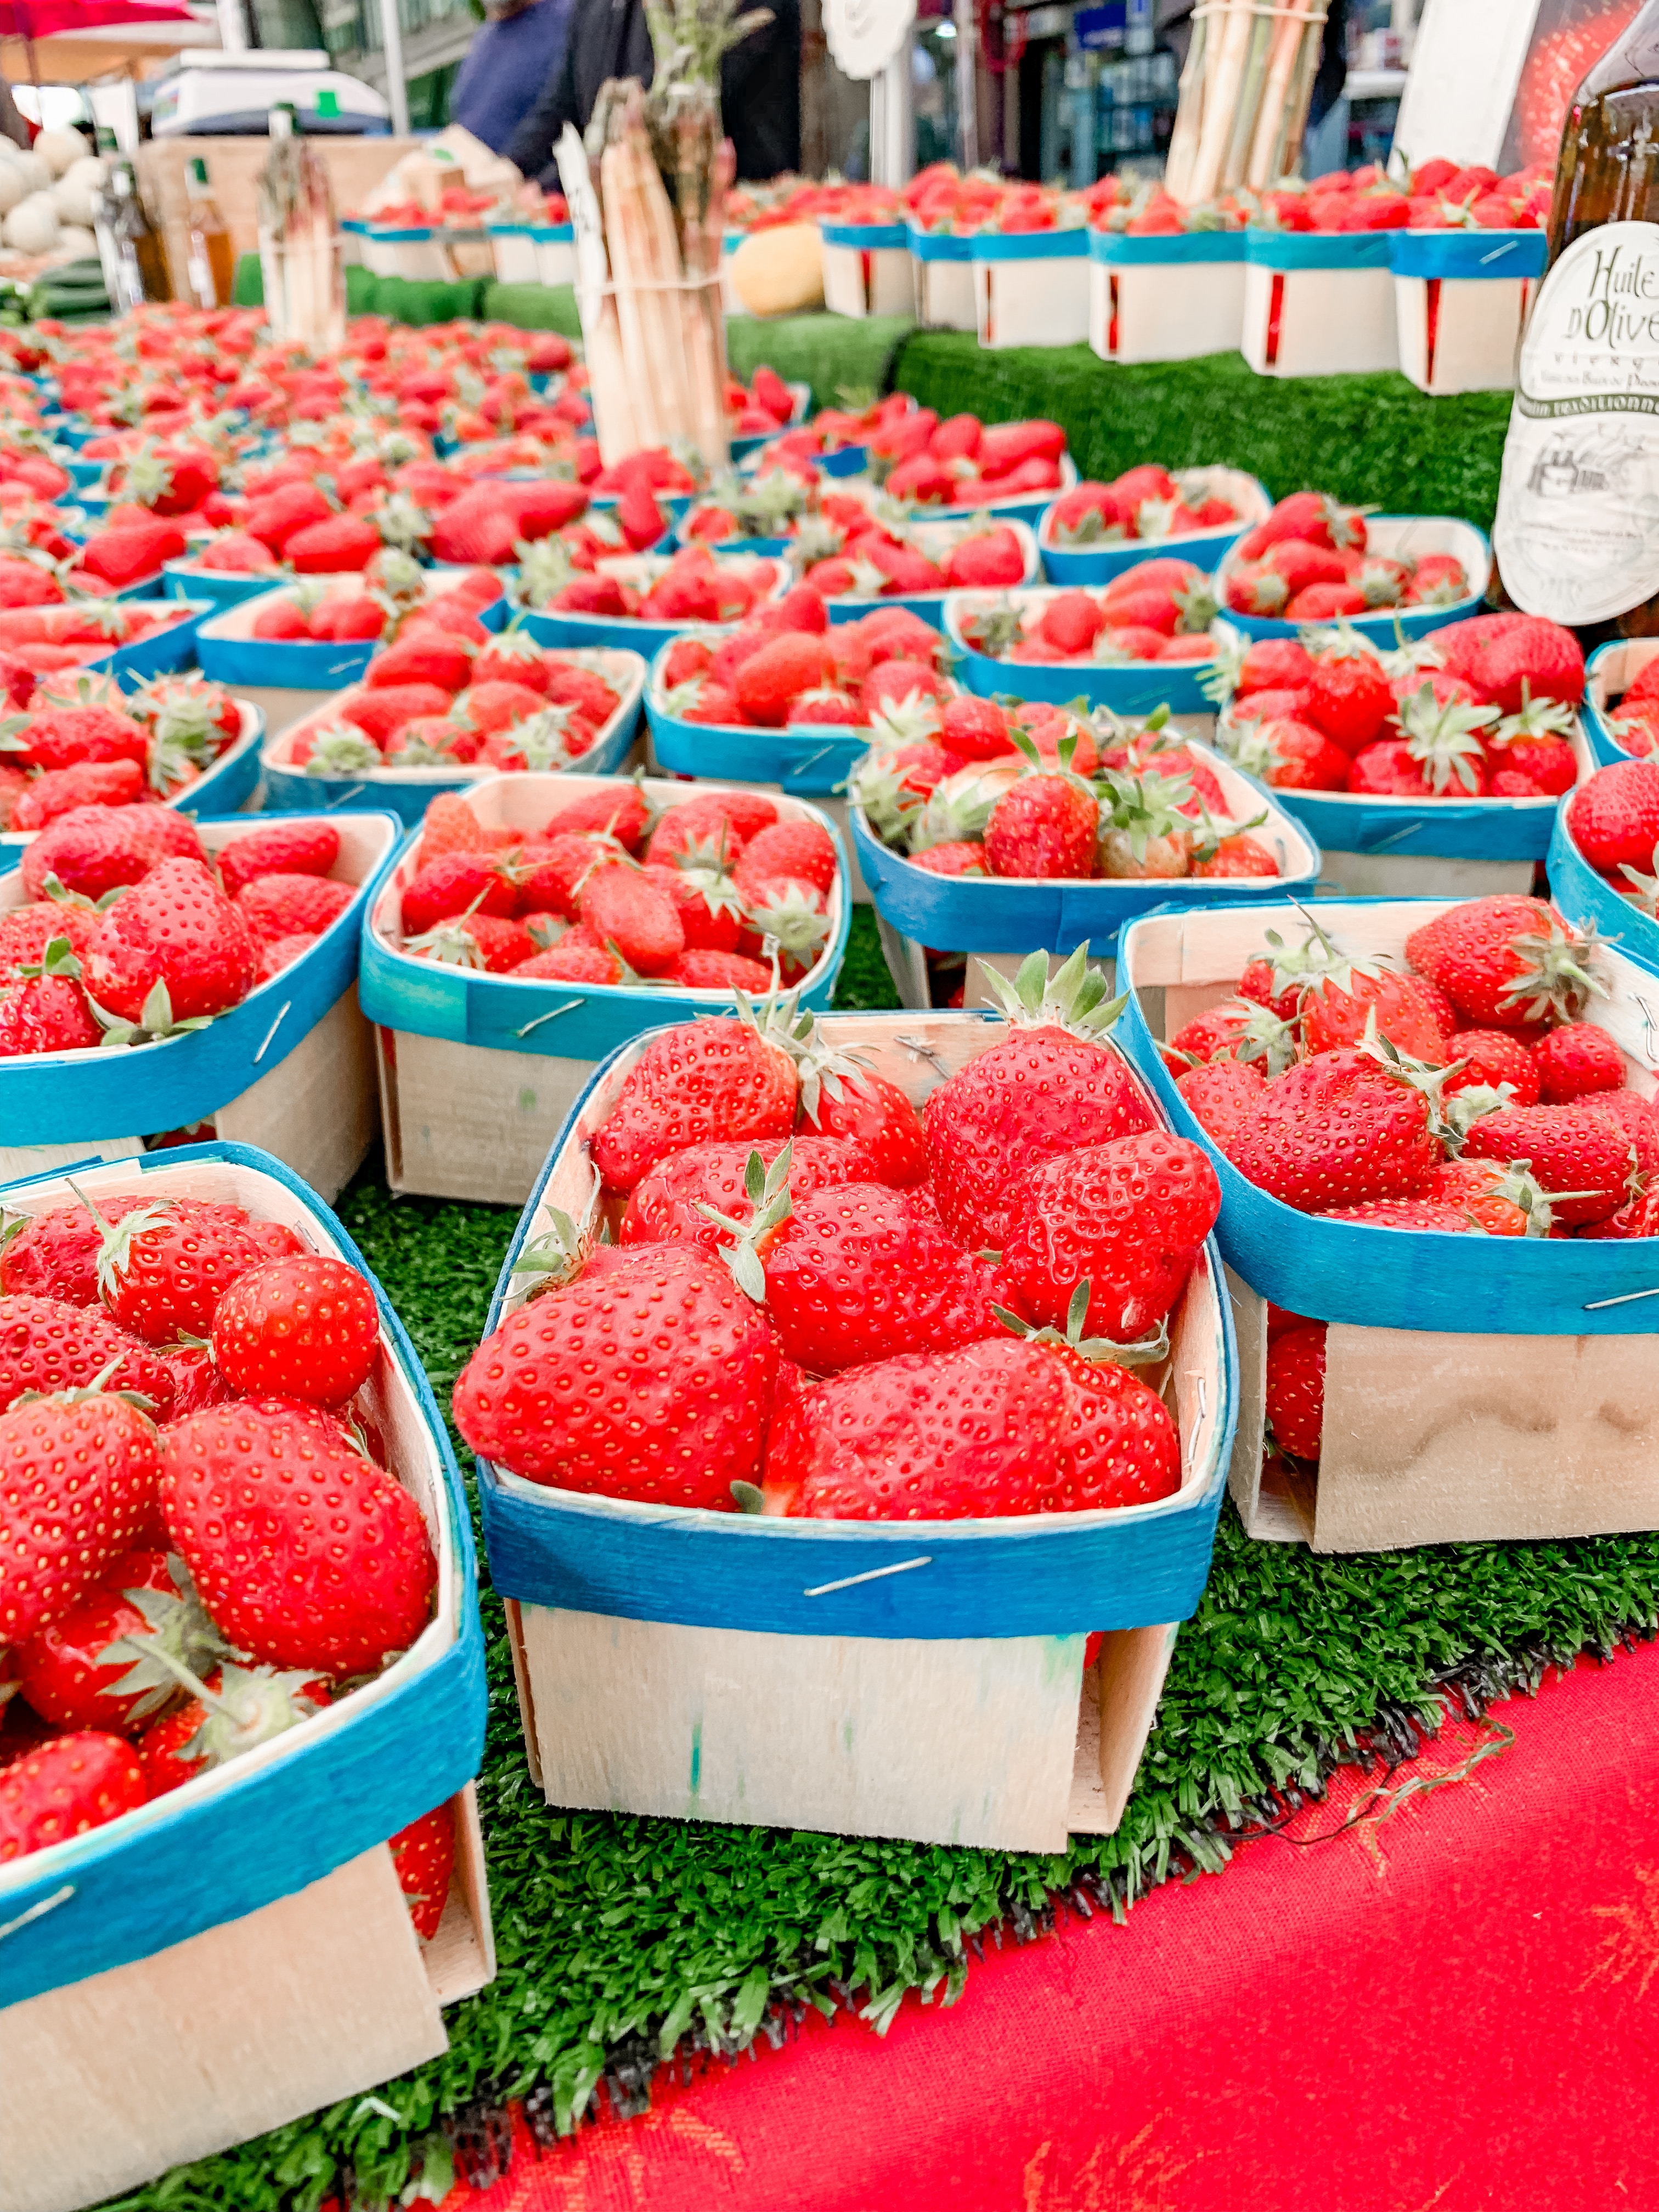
444,1637,1659,2211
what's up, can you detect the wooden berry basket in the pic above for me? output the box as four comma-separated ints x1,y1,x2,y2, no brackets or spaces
362,772,853,1206
970,229,1091,352
1210,515,1491,645
1391,228,1546,398
907,222,977,331
0,1144,490,2212
819,219,915,319
944,588,1220,717
195,565,511,692
1087,231,1249,368
0,701,266,851
1118,898,1659,1555
643,640,873,800
0,810,399,1199
1583,639,1659,769
1037,466,1269,589
475,1008,1237,1853
1547,801,1659,978
852,736,1322,1009
258,648,646,827
1241,228,1398,379
516,552,789,661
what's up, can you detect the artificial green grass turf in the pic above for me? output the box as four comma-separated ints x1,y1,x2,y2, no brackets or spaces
111,909,1659,2212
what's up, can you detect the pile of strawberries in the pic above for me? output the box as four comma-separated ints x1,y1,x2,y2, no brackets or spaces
0,592,184,681
287,583,622,777
1212,609,1584,799
680,473,1029,596
1220,492,1470,623
453,957,1218,1521
654,590,945,735
1254,159,1551,233
1565,761,1659,912
1091,185,1249,236
955,561,1218,668
766,410,1069,510
248,554,504,650
386,782,838,991
1598,655,1659,760
1,815,357,1056
520,540,778,628
0,1188,450,1929
0,672,246,829
727,364,803,439
855,708,1280,888
1046,466,1244,550
1167,896,1657,1245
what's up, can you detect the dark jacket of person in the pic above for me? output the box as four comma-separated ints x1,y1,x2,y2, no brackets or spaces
505,0,800,188
453,0,576,156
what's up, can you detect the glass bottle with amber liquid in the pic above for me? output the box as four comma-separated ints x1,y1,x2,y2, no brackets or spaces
183,156,235,309
103,161,173,313
1494,1,1659,633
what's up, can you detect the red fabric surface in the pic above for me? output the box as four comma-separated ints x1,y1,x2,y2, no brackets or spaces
445,1640,1659,2210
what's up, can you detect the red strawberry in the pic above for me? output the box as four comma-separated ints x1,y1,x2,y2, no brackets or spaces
589,998,806,1192
734,634,832,728
405,910,535,972
21,802,205,904
368,632,472,695
985,762,1097,879
452,1244,777,1505
3,702,148,775
1442,1028,1541,1105
1577,1089,1659,1187
646,794,777,870
1404,897,1598,1029
0,1197,153,1305
8,760,137,832
416,793,489,866
84,857,257,1030
0,1731,148,1862
217,821,340,899
1301,650,1394,755
0,1379,161,1645
664,949,776,990
81,1192,269,1345
1567,760,1659,874
284,515,383,573
578,866,684,975
1175,1057,1267,1144
539,784,651,851
1036,589,1106,656
798,1070,928,1187
1460,1104,1632,1226
235,874,354,946
1532,1022,1626,1103
389,1803,456,1940
14,1546,216,1732
0,1293,176,1417
1227,715,1350,791
1300,969,1448,1059
1436,611,1584,714
161,1403,435,1674
1223,1048,1443,1212
1266,1325,1325,1459
1579,1187,1659,1239
341,684,454,745
619,1135,866,1252
209,1256,380,1407
401,852,520,935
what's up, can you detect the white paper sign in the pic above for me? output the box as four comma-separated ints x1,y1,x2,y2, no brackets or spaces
1393,0,1544,169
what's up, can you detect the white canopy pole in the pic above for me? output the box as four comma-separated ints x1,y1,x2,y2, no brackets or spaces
379,0,410,138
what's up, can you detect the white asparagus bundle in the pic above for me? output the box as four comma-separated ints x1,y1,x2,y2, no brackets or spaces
1185,0,1257,204
1164,5,1211,202
555,123,640,464
1164,0,1329,205
1246,0,1326,189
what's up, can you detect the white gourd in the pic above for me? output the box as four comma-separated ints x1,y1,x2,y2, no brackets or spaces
52,160,101,228
57,224,96,258
9,153,52,196
33,128,89,179
0,165,26,218
4,194,61,253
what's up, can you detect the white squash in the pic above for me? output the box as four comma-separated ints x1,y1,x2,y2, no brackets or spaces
52,159,102,228
56,224,95,258
33,128,88,179
0,163,27,218
4,193,60,254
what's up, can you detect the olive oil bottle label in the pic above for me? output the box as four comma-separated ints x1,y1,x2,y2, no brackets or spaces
1494,220,1659,625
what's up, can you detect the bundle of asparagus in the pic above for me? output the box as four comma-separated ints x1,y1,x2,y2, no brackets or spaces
1164,0,1330,205
558,0,769,470
256,105,346,357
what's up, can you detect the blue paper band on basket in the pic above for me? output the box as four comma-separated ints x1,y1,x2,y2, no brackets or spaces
472,1028,1238,1639
1279,787,1559,861
1088,230,1248,265
1390,229,1548,281
969,229,1090,263
907,225,973,262
1549,808,1659,978
0,1141,487,2012
645,683,870,795
1243,227,1395,270
1036,469,1271,590
1115,898,1659,1337
820,221,910,251
0,814,399,1143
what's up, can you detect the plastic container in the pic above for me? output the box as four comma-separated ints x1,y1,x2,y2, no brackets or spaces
515,550,787,660
1087,229,1248,365
819,219,915,318
1118,897,1659,1553
1391,228,1547,397
908,223,977,330
1037,466,1271,588
363,771,851,1205
944,586,1219,715
0,809,399,1197
0,1143,490,2212
475,1006,1235,1851
259,647,645,825
1211,514,1492,644
971,228,1091,350
1241,229,1398,378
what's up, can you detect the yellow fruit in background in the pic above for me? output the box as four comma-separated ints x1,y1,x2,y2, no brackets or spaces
731,223,825,319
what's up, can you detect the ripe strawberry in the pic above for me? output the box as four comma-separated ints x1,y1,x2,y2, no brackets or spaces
924,951,1154,1247
1266,1325,1325,1459
1427,1158,1555,1238
84,857,257,1029
1036,589,1106,656
82,1192,269,1345
389,1803,456,1940
218,821,340,899
940,695,1013,761
1300,969,1448,1059
664,949,776,991
735,880,830,983
285,514,383,573
0,1293,176,1417
589,999,806,1192
1301,650,1393,755
235,874,354,946
14,1546,218,1731
909,842,988,879
1567,761,1659,874
161,1403,435,1674
646,791,776,867
341,684,453,745
21,802,205,904
453,1244,777,1505
1576,1090,1659,1186
406,910,536,972
1436,611,1584,714
0,934,98,1056
578,867,684,975
512,941,623,983
1224,1047,1443,1212
984,760,1097,878
540,784,651,851
0,1731,148,1862
1442,1028,1541,1105
0,1381,161,1645
1175,1057,1267,1143
798,1070,928,1187
416,792,489,867
1318,1198,1478,1229
0,1197,153,1305
0,899,101,974
1531,1022,1626,1103
1460,1104,1632,1225
251,600,312,642
996,1131,1220,1342
9,759,144,833
368,631,472,695
620,1135,865,1251
1226,715,1350,791
1404,897,1598,1029
1169,996,1299,1075
209,1256,380,1407
401,852,520,935
1579,1187,1659,1239
733,634,832,728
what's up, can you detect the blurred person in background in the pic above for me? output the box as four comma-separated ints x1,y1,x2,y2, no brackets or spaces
453,0,576,157
506,0,800,185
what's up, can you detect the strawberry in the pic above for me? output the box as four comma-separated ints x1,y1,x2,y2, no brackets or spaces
798,1070,929,1187
0,1378,162,1645
15,1547,223,1732
665,949,776,990
8,758,136,831
940,695,1013,761
84,857,257,1032
454,679,548,737
236,874,354,945
0,933,98,1056
1576,1089,1659,1186
390,1803,456,1940
217,821,340,899
984,746,1098,878
733,634,832,728
341,684,453,745
924,952,1154,1247
1223,1047,1444,1212
1302,649,1393,755
944,527,1026,589
1404,897,1598,1029
161,1403,435,1674
0,1292,177,1415
400,854,519,936
589,997,811,1192
80,1190,269,1345
1460,1104,1632,1226
209,1255,380,1407
0,1731,148,1862
284,515,383,573
513,941,624,984
1427,1158,1557,1238
1442,1028,1541,1105
416,793,489,867
909,841,987,879
578,867,684,975
20,803,205,904
620,1136,865,1251
368,632,472,695
452,1243,777,1505
1318,1198,1479,1229
1265,1325,1325,1459
1532,1022,1626,1103
1300,969,1448,1059
2,701,148,774
1169,996,1299,1075
1436,611,1584,714
76,518,184,588
1036,589,1106,656
0,1197,153,1305
995,1131,1220,1342
1226,715,1349,791
252,600,314,643
1237,492,1367,559
1176,1057,1267,1144
540,784,651,851
1190,835,1279,879
1567,761,1659,874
